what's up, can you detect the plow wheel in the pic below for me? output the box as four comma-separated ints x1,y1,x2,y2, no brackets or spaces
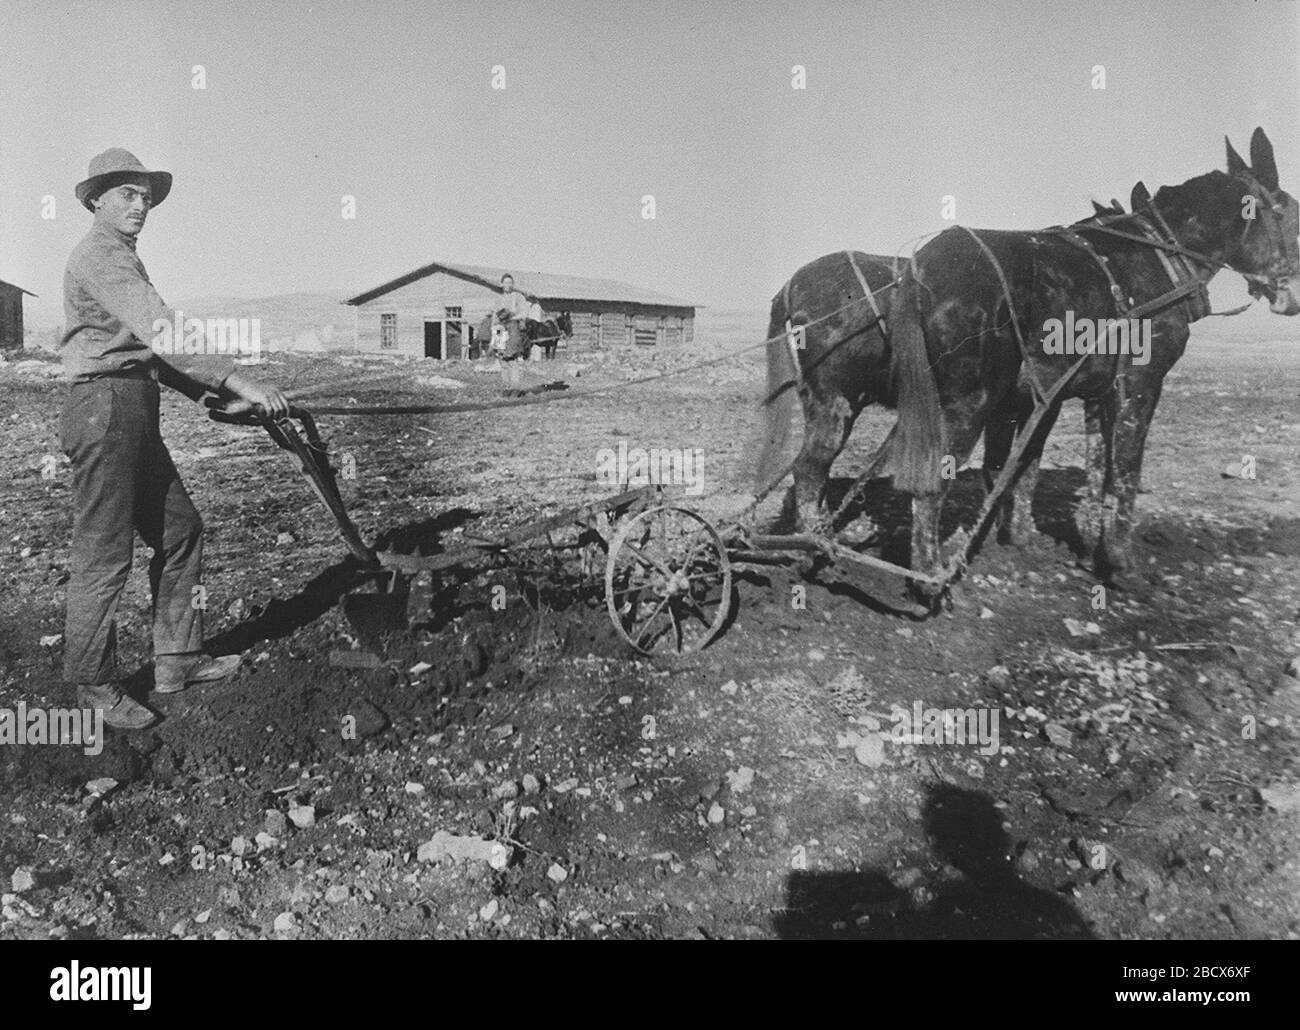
605,505,732,655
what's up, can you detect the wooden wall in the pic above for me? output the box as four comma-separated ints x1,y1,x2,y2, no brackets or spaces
0,286,24,351
352,271,695,356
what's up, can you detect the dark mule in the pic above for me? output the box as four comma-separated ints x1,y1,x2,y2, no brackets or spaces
890,128,1300,597
755,251,901,532
530,311,572,359
474,310,572,360
755,251,1024,536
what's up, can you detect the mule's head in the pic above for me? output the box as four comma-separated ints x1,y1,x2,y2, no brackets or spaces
1225,128,1300,315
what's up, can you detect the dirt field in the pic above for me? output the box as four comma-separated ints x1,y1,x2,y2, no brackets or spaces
2,317,1299,940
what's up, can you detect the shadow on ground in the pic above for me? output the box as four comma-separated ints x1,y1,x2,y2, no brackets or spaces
774,783,1096,939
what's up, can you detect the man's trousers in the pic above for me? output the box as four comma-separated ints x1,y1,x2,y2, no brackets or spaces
60,374,205,684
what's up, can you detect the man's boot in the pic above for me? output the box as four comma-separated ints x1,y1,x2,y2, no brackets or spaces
76,683,157,730
152,653,242,694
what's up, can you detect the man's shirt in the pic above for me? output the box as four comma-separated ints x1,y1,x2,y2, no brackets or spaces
62,223,236,390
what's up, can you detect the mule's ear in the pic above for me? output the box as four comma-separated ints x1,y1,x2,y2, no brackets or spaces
1131,181,1151,210
1250,127,1279,191
1092,200,1109,216
1111,197,1126,213
1226,135,1249,178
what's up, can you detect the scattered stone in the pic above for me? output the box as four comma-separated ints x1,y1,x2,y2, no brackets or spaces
39,634,62,648
1260,783,1300,814
10,868,36,894
521,774,541,794
1284,657,1300,679
489,723,514,739
404,782,425,795
707,802,725,825
547,863,568,883
275,532,295,546
324,885,350,905
264,810,288,837
614,773,638,791
553,777,580,794
479,898,499,921
230,836,251,857
287,802,316,829
985,665,1011,689
692,852,720,874
254,831,278,852
273,911,296,933
1044,722,1074,748
725,766,755,793
85,777,118,797
720,679,739,696
418,831,512,870
854,735,886,768
195,909,212,924
492,780,519,801
979,607,994,620
408,661,433,676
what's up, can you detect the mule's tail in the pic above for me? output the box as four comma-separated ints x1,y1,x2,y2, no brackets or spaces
752,288,800,495
888,263,945,496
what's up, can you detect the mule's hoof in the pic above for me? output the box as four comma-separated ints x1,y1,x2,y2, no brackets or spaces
1004,526,1039,549
1093,559,1140,592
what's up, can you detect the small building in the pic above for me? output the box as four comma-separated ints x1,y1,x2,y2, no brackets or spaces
344,260,698,359
0,277,36,352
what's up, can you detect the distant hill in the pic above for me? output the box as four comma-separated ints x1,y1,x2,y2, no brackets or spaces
172,291,354,351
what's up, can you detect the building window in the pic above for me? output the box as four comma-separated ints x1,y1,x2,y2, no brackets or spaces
380,313,396,348
445,306,462,319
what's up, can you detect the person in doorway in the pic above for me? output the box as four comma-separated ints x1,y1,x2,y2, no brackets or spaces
60,148,290,729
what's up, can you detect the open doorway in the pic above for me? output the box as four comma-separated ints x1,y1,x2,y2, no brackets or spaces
424,320,466,359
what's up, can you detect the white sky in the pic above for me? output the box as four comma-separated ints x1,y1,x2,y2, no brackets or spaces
1,0,1297,323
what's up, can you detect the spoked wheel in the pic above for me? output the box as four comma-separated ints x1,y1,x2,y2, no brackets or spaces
605,505,733,655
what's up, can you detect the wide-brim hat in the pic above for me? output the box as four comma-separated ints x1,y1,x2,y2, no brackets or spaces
75,148,172,212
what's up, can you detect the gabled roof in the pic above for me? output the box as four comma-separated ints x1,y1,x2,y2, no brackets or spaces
0,277,36,297
345,260,698,309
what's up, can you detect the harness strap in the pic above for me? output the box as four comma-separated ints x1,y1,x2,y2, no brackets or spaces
1049,226,1132,313
780,275,804,390
844,251,887,336
1137,207,1209,320
959,226,1049,404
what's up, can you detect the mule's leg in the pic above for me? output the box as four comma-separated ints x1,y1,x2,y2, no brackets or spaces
907,413,989,603
980,410,1017,544
1000,401,1061,547
1076,395,1114,557
909,490,946,605
1093,384,1162,586
791,392,855,532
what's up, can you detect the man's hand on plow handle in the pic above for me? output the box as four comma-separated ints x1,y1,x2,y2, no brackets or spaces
212,371,291,420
